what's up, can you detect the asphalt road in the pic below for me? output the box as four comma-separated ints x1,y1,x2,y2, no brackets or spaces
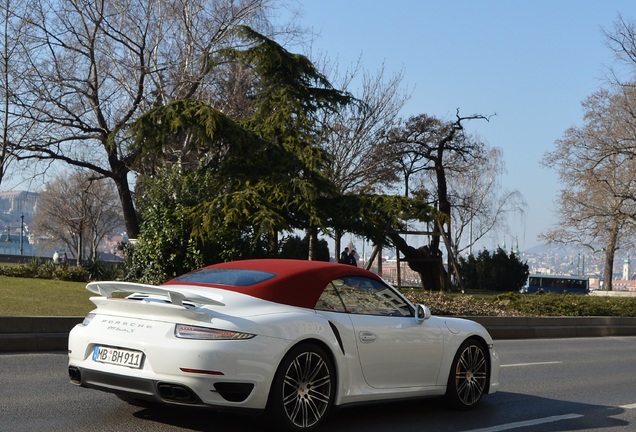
2,337,636,431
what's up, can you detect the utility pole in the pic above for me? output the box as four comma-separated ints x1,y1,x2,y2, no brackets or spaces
20,213,24,255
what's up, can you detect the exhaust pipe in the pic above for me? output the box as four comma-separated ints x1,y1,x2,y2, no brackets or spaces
68,366,81,384
157,383,197,403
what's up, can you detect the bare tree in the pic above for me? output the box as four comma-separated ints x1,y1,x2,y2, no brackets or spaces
604,15,636,87
32,171,124,264
542,87,636,290
315,60,410,255
426,145,526,257
384,111,491,290
7,0,269,238
0,0,30,187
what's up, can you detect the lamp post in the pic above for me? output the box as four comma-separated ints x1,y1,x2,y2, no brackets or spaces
20,213,24,256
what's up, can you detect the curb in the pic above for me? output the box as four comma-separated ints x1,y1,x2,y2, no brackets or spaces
0,316,83,353
2,316,636,353
466,316,636,339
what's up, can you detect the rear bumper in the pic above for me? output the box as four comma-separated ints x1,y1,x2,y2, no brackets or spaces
67,321,290,411
68,366,263,414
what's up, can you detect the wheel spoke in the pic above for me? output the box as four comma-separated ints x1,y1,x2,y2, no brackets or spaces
281,350,333,428
454,344,487,406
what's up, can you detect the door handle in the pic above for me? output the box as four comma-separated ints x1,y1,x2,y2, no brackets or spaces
359,331,376,343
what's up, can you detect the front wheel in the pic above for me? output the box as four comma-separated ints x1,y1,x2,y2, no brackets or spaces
446,339,489,409
267,343,335,431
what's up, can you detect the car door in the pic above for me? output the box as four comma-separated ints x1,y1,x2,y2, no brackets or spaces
331,276,444,389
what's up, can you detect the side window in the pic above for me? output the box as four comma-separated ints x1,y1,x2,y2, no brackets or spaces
315,282,347,312
332,276,413,317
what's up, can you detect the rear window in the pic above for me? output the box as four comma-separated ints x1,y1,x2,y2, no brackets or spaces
171,268,276,287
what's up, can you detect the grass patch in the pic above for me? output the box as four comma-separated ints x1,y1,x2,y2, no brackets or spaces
0,276,93,316
3,274,636,318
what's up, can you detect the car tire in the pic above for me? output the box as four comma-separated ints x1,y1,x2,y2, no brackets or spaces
445,339,489,410
267,343,335,431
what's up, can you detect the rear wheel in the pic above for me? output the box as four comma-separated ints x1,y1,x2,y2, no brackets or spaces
268,343,335,431
446,339,489,409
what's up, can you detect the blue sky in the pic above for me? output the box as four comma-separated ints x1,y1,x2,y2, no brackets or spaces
4,1,634,254
285,0,636,251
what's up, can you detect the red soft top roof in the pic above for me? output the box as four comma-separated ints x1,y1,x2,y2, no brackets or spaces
163,259,384,309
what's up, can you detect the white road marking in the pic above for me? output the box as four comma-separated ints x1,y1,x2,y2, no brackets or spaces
620,403,636,409
465,414,583,432
501,361,562,367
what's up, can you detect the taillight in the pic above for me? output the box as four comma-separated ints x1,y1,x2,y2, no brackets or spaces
174,324,255,340
81,313,95,326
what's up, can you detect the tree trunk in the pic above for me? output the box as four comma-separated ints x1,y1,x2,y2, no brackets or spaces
387,230,447,290
603,220,620,291
307,226,318,260
112,167,139,239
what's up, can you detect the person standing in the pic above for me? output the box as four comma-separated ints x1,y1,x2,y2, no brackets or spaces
52,250,59,265
348,249,358,266
339,247,349,264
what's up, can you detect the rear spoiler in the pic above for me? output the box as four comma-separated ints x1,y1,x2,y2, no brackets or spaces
86,281,225,307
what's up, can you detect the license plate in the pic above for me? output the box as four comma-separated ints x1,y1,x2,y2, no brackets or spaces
92,346,143,369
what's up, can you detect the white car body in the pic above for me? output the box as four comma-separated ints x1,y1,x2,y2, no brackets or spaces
68,259,500,430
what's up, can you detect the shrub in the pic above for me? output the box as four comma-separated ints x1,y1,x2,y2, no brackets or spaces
403,290,525,316
81,259,121,281
52,265,90,282
493,292,636,317
0,260,96,283
402,290,636,317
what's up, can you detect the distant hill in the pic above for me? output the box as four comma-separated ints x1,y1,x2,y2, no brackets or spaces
522,243,595,255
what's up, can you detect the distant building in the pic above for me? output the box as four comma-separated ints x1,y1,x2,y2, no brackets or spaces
623,254,631,281
0,191,39,217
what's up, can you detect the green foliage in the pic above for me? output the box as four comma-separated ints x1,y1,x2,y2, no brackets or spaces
493,292,636,316
0,262,92,282
323,193,437,245
225,26,351,143
124,27,360,278
220,26,350,231
52,265,91,283
125,27,438,276
130,99,274,178
124,167,208,284
458,248,529,292
0,263,36,278
279,235,330,261
81,259,120,281
125,164,282,284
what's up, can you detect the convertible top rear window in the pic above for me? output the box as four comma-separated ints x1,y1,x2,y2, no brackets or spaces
172,268,276,287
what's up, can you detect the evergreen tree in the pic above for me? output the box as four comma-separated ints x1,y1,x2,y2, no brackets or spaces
458,248,529,292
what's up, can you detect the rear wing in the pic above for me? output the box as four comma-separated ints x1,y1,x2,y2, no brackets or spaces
86,281,225,307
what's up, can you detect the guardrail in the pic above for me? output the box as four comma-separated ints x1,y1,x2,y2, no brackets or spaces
2,316,636,353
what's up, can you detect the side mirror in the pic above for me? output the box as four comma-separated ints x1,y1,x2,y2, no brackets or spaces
415,304,431,323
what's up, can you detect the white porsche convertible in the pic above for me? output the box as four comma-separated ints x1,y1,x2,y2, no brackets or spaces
68,259,500,431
